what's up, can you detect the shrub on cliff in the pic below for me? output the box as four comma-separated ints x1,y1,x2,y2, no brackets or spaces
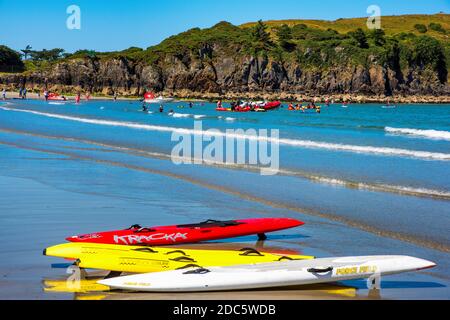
429,22,446,34
276,24,295,51
0,45,24,73
348,28,369,49
413,36,447,82
414,24,428,33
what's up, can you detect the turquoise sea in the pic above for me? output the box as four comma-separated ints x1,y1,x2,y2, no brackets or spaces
0,99,448,299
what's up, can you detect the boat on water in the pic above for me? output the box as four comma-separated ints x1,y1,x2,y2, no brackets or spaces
216,101,281,112
144,92,174,104
47,93,67,101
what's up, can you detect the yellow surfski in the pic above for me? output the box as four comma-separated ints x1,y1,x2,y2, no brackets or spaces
44,243,314,273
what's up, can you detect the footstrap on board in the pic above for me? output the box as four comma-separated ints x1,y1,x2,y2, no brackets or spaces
239,248,264,257
307,267,334,274
183,268,211,275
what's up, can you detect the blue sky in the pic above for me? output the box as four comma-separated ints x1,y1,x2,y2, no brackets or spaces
0,0,448,53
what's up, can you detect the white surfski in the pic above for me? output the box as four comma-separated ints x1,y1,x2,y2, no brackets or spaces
98,255,435,292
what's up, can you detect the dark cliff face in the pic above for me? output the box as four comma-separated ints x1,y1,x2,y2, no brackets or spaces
1,43,448,98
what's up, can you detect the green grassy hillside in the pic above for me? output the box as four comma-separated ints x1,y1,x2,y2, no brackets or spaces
241,14,449,40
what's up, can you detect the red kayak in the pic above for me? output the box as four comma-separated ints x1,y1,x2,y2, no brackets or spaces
263,101,281,110
66,218,304,246
47,93,67,101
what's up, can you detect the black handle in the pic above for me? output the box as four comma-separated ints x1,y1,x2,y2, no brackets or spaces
308,267,334,274
126,224,142,230
132,247,158,253
165,250,188,256
278,256,294,261
239,248,264,257
170,256,196,263
176,264,203,270
183,268,211,275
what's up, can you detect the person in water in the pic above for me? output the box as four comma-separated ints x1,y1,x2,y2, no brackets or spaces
142,102,148,112
75,92,81,104
159,104,164,113
189,102,193,108
217,100,223,109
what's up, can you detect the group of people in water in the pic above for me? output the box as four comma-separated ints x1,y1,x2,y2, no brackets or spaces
288,102,322,113
141,100,195,114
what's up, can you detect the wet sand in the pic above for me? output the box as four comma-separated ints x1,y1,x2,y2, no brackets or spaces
0,100,448,300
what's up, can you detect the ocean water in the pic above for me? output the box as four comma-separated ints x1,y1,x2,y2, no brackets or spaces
0,99,448,299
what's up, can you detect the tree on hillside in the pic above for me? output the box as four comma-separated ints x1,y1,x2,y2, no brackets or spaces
0,45,25,72
372,29,386,46
29,48,65,61
21,45,32,60
349,28,369,49
251,20,273,54
413,36,447,83
276,24,295,51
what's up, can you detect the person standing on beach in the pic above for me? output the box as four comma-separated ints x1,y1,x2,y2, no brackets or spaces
114,91,118,101
22,88,27,99
75,92,81,104
2,88,6,100
44,90,49,101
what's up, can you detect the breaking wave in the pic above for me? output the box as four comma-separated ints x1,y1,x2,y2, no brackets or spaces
385,127,450,141
1,106,449,161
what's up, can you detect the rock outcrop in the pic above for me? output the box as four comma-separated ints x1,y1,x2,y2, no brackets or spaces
1,42,448,102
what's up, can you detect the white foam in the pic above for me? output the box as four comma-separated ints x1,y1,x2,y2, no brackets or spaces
386,127,450,141
171,113,191,118
1,106,449,161
300,174,450,198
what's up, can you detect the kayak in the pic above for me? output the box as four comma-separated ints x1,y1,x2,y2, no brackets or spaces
262,101,281,110
98,255,436,292
47,93,67,101
66,218,304,245
44,243,315,273
216,101,281,113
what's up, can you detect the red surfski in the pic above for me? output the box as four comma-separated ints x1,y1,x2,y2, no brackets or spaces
66,218,304,246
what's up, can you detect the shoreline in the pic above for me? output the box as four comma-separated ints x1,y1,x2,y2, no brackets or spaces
2,91,450,104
